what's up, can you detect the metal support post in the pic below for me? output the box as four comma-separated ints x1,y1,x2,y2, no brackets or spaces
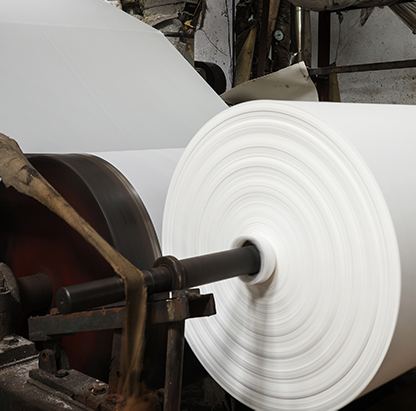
164,319,185,411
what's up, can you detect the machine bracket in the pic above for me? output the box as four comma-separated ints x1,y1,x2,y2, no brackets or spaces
28,289,215,341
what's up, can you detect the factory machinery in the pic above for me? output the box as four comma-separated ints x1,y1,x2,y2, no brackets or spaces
0,151,263,411
2,98,416,411
6,1,416,410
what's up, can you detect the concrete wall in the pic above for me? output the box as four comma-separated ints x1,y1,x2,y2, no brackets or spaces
320,8,416,104
194,0,234,90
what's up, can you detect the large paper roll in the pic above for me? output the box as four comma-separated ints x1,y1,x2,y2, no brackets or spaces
162,100,416,410
0,0,226,153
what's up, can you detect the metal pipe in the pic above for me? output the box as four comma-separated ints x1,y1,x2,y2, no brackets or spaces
180,245,260,289
309,59,416,76
56,245,261,315
291,7,311,67
56,277,126,315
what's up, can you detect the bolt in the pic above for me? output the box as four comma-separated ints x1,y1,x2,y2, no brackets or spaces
274,29,284,41
56,369,69,378
3,336,18,346
91,382,107,395
50,308,59,316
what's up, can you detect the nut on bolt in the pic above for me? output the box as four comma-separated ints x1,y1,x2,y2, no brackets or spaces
92,382,107,395
56,369,69,378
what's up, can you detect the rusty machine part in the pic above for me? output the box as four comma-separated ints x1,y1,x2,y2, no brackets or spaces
25,244,260,410
0,154,161,381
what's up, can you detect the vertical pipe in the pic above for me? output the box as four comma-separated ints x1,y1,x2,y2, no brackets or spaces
294,6,302,60
302,9,311,67
292,7,311,67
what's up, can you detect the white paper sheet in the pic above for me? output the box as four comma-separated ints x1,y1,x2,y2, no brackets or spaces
221,62,319,105
162,100,416,410
0,0,226,153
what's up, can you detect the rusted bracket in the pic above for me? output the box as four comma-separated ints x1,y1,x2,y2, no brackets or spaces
28,289,215,411
28,307,125,342
28,289,215,342
147,289,216,324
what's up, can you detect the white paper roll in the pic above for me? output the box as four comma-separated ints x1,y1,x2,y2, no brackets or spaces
161,100,416,410
0,0,226,153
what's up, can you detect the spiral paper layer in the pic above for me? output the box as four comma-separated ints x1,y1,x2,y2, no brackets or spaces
163,101,401,410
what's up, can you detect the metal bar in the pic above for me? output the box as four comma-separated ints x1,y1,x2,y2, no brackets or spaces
309,59,416,76
56,267,173,314
29,291,216,341
340,0,414,11
317,11,330,68
56,277,126,315
28,307,125,341
56,245,260,315
164,320,185,411
163,32,194,39
317,11,330,101
257,0,271,77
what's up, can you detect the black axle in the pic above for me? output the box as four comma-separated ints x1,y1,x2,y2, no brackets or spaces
56,244,260,315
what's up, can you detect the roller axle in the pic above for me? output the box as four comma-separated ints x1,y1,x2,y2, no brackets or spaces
56,244,260,315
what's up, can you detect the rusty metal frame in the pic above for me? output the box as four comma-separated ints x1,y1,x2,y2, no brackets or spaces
27,289,216,411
